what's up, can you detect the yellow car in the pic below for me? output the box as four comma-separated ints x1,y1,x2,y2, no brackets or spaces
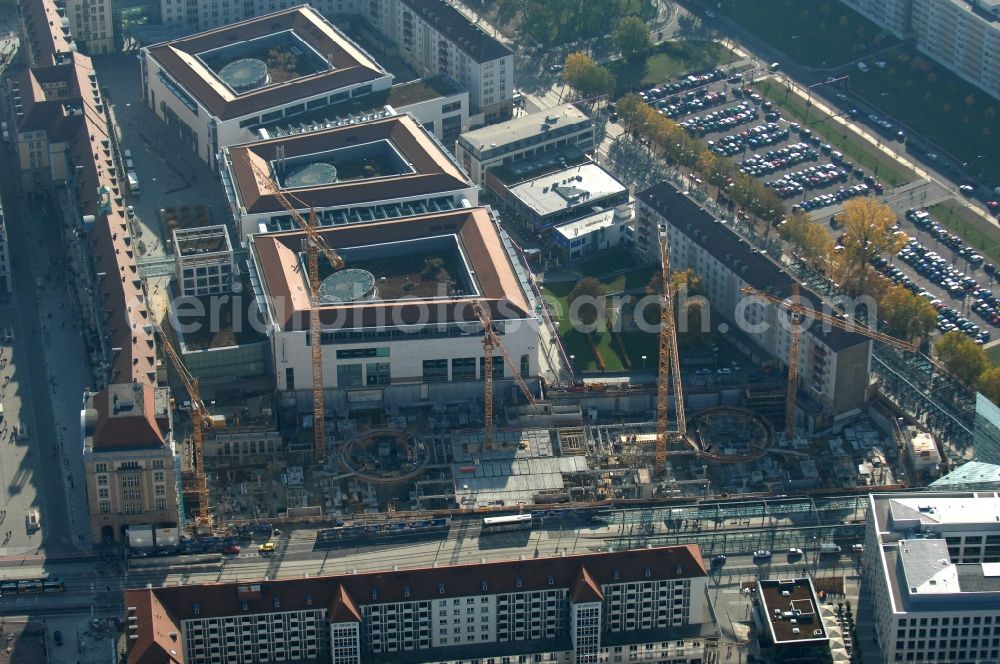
258,542,275,555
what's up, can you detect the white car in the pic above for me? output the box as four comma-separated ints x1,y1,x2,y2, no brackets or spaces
705,9,717,18
788,548,804,556
753,550,771,559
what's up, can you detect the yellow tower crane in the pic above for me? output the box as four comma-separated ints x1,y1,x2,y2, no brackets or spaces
472,300,538,450
153,322,213,529
656,233,686,471
243,155,345,464
741,285,917,440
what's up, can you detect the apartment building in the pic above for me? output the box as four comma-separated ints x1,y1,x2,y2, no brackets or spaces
865,492,1000,664
125,545,712,664
160,0,360,33
635,182,872,417
141,6,392,168
173,225,235,296
841,0,1000,101
837,0,913,38
0,195,10,294
911,0,1000,101
362,0,513,124
64,0,114,54
457,104,595,184
81,383,179,543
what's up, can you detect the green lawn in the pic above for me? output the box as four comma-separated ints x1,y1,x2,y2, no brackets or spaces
986,345,1000,366
710,0,898,68
848,47,1000,186
927,200,1000,266
607,41,736,96
755,79,915,187
541,257,658,372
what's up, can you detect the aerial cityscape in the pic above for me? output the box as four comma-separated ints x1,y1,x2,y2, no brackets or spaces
1,0,1000,662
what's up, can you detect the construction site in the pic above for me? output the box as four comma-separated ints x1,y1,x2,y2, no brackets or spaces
155,182,924,532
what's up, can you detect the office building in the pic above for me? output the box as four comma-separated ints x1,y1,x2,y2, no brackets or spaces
141,6,392,167
362,0,513,124
222,113,476,242
125,544,712,664
973,393,1000,464
865,491,1000,664
246,206,543,411
636,181,872,416
457,104,595,184
64,0,114,54
81,383,179,543
173,225,235,296
753,578,832,663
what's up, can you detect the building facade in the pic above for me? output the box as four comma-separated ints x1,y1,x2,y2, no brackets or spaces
65,0,114,54
841,0,1000,101
865,492,1000,664
362,0,514,124
635,182,872,416
141,6,392,168
911,0,1000,102
0,195,10,294
125,545,712,664
173,225,235,296
457,104,595,184
81,383,180,543
837,0,914,38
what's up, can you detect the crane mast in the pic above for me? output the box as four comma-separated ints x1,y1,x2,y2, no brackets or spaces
472,300,538,450
153,322,212,529
242,155,345,464
741,285,916,440
656,233,686,472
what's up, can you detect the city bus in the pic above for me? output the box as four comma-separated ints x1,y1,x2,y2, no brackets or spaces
481,514,534,534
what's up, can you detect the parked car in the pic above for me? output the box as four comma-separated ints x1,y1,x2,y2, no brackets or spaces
753,550,772,559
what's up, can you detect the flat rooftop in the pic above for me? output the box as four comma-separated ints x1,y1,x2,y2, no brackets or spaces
174,225,232,256
757,578,828,645
870,492,1000,614
508,163,628,218
459,104,592,156
227,114,471,215
145,5,389,120
249,207,533,332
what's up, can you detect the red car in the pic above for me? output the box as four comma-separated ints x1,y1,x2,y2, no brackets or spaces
223,545,241,555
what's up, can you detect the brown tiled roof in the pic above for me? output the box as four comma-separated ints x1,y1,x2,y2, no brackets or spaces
250,207,532,331
144,6,388,121
20,8,155,386
20,0,74,66
90,383,168,451
128,545,706,630
570,566,604,604
57,53,157,385
126,589,185,664
328,585,362,623
227,114,472,215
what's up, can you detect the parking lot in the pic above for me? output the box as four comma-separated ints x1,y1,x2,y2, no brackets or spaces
870,206,1000,345
629,71,889,222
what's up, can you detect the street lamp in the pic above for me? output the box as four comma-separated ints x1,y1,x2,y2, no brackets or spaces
641,354,647,372
569,354,575,373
